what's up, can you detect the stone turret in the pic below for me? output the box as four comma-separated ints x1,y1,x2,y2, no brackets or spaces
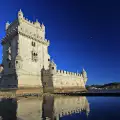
81,68,88,84
41,23,45,31
49,59,57,75
5,21,10,30
34,19,41,28
18,9,23,19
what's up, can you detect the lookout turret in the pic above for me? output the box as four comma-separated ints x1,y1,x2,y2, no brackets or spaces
5,21,10,30
82,68,88,84
18,9,23,19
49,59,57,75
34,19,41,28
41,23,45,31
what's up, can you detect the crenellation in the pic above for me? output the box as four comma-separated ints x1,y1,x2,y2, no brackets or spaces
57,70,60,73
26,18,28,21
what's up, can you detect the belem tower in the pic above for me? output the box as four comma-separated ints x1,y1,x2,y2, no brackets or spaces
0,10,88,93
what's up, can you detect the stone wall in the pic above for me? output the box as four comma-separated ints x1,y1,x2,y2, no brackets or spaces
17,73,42,88
43,69,86,93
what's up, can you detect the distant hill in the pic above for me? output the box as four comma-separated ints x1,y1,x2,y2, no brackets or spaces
86,82,120,90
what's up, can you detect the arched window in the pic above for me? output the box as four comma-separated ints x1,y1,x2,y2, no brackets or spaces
31,51,38,62
31,42,36,47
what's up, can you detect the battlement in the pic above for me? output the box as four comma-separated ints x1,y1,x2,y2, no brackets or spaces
2,22,49,46
19,17,45,31
6,18,44,32
42,69,81,77
18,26,49,46
1,26,49,46
56,70,81,76
6,9,45,31
2,9,48,45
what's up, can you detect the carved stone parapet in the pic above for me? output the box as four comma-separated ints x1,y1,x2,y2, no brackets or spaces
18,30,49,46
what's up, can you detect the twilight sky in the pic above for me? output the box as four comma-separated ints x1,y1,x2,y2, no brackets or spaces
0,0,120,85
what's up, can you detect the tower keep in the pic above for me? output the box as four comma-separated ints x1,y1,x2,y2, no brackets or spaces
1,9,50,89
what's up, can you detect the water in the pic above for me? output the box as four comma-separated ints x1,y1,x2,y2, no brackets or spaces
88,89,120,93
0,95,120,120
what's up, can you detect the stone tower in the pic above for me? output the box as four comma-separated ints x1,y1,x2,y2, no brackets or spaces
1,9,50,89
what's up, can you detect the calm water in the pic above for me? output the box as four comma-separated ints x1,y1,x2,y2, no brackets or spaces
0,95,120,120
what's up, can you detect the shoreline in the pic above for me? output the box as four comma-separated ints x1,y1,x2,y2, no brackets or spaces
0,92,119,99
0,88,120,99
54,92,120,96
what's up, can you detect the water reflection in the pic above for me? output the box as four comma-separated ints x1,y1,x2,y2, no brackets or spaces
0,95,90,120
0,98,17,120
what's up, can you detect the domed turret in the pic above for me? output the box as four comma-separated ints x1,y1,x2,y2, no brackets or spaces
81,68,88,84
5,21,10,30
18,9,23,19
34,19,40,28
49,59,57,75
41,23,45,31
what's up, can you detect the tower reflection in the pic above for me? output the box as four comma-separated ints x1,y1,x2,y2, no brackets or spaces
42,95,90,120
0,98,17,120
0,95,90,120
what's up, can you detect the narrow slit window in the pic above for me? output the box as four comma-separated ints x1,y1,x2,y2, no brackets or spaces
9,63,11,68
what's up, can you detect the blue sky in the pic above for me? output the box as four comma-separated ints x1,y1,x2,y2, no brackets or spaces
0,0,120,85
